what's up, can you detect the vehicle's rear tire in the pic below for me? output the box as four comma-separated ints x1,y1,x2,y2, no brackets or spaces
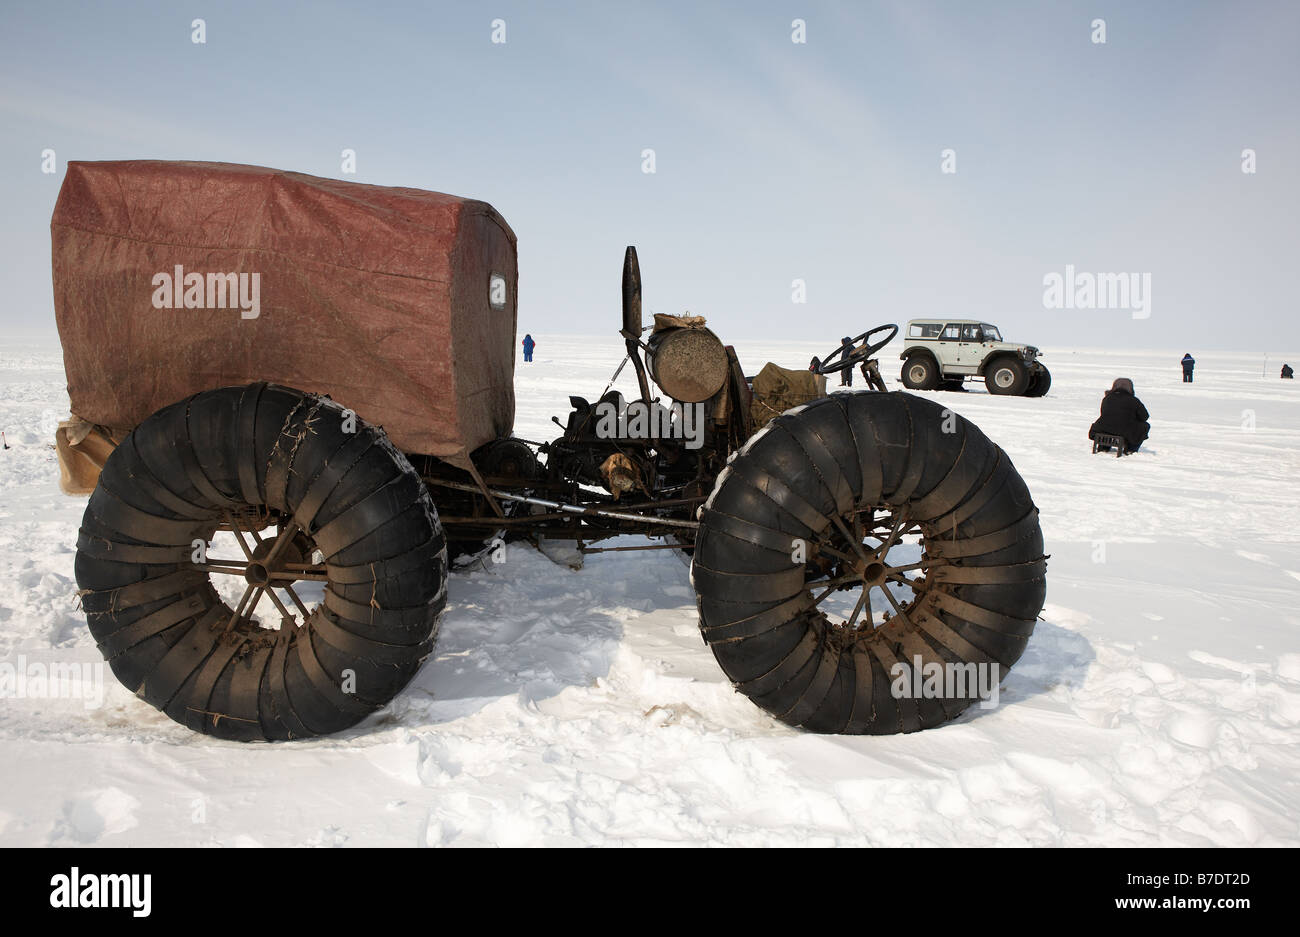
75,383,447,741
1025,367,1051,397
900,355,939,390
985,357,1029,395
692,391,1046,734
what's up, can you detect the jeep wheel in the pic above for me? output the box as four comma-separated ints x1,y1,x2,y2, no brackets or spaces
900,355,939,390
1025,367,1051,397
985,357,1029,395
74,383,447,741
692,392,1046,734
939,379,966,392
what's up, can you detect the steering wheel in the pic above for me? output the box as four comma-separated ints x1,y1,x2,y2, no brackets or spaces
816,324,899,375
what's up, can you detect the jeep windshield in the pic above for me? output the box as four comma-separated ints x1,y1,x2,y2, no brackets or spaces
980,324,1002,341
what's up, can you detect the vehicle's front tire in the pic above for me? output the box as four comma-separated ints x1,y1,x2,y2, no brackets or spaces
900,355,939,390
75,383,447,741
692,392,1046,734
1025,367,1051,397
985,357,1029,395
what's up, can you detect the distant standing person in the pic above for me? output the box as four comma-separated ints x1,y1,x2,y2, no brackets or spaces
522,333,535,362
809,355,821,372
1089,378,1150,454
1181,352,1195,383
839,336,854,387
1282,363,1294,379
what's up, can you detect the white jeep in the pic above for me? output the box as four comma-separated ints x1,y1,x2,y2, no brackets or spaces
898,319,1050,396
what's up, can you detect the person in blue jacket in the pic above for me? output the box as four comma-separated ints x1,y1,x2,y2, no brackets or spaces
1181,352,1195,382
522,333,535,362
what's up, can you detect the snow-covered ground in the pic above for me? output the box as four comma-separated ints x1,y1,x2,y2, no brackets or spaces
2,333,1298,847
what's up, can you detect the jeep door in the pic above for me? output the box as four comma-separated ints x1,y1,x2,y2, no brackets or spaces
931,323,962,374
951,323,984,373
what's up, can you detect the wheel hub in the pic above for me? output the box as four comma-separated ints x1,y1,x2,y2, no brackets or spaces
250,534,306,570
808,507,936,634
198,515,327,633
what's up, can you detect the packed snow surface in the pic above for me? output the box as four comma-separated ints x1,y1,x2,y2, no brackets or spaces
1,335,1297,846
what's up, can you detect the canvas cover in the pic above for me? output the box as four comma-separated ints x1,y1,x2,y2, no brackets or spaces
750,362,827,427
51,160,518,468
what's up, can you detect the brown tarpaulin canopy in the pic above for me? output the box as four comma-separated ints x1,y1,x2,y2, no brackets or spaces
51,160,518,468
749,362,827,427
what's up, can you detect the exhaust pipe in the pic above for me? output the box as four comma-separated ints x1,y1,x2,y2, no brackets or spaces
621,246,652,404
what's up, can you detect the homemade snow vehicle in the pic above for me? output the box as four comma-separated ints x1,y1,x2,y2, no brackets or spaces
52,161,1047,741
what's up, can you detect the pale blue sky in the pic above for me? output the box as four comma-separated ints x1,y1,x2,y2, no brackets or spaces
2,0,1297,350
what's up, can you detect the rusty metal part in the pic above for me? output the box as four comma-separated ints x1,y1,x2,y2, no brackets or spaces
465,459,506,519
427,479,699,530
613,495,705,511
621,246,643,340
215,513,323,632
578,542,684,554
644,327,729,403
860,359,889,392
621,247,653,405
474,437,542,482
804,505,937,635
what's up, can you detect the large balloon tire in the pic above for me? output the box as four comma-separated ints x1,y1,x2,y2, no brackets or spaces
74,383,447,741
692,391,1046,734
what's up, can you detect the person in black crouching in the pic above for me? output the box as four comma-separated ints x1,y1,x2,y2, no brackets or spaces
1282,363,1294,379
1089,377,1150,454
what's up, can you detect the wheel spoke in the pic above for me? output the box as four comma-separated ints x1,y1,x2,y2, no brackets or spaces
845,588,868,629
882,585,914,626
198,563,251,577
263,586,297,628
862,521,921,540
281,582,311,619
813,542,859,565
873,516,900,557
224,512,256,561
263,520,302,570
270,571,329,582
809,573,860,606
886,570,920,586
885,559,935,574
829,512,871,565
245,587,265,621
226,584,254,632
874,511,910,561
811,583,839,607
817,571,862,589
